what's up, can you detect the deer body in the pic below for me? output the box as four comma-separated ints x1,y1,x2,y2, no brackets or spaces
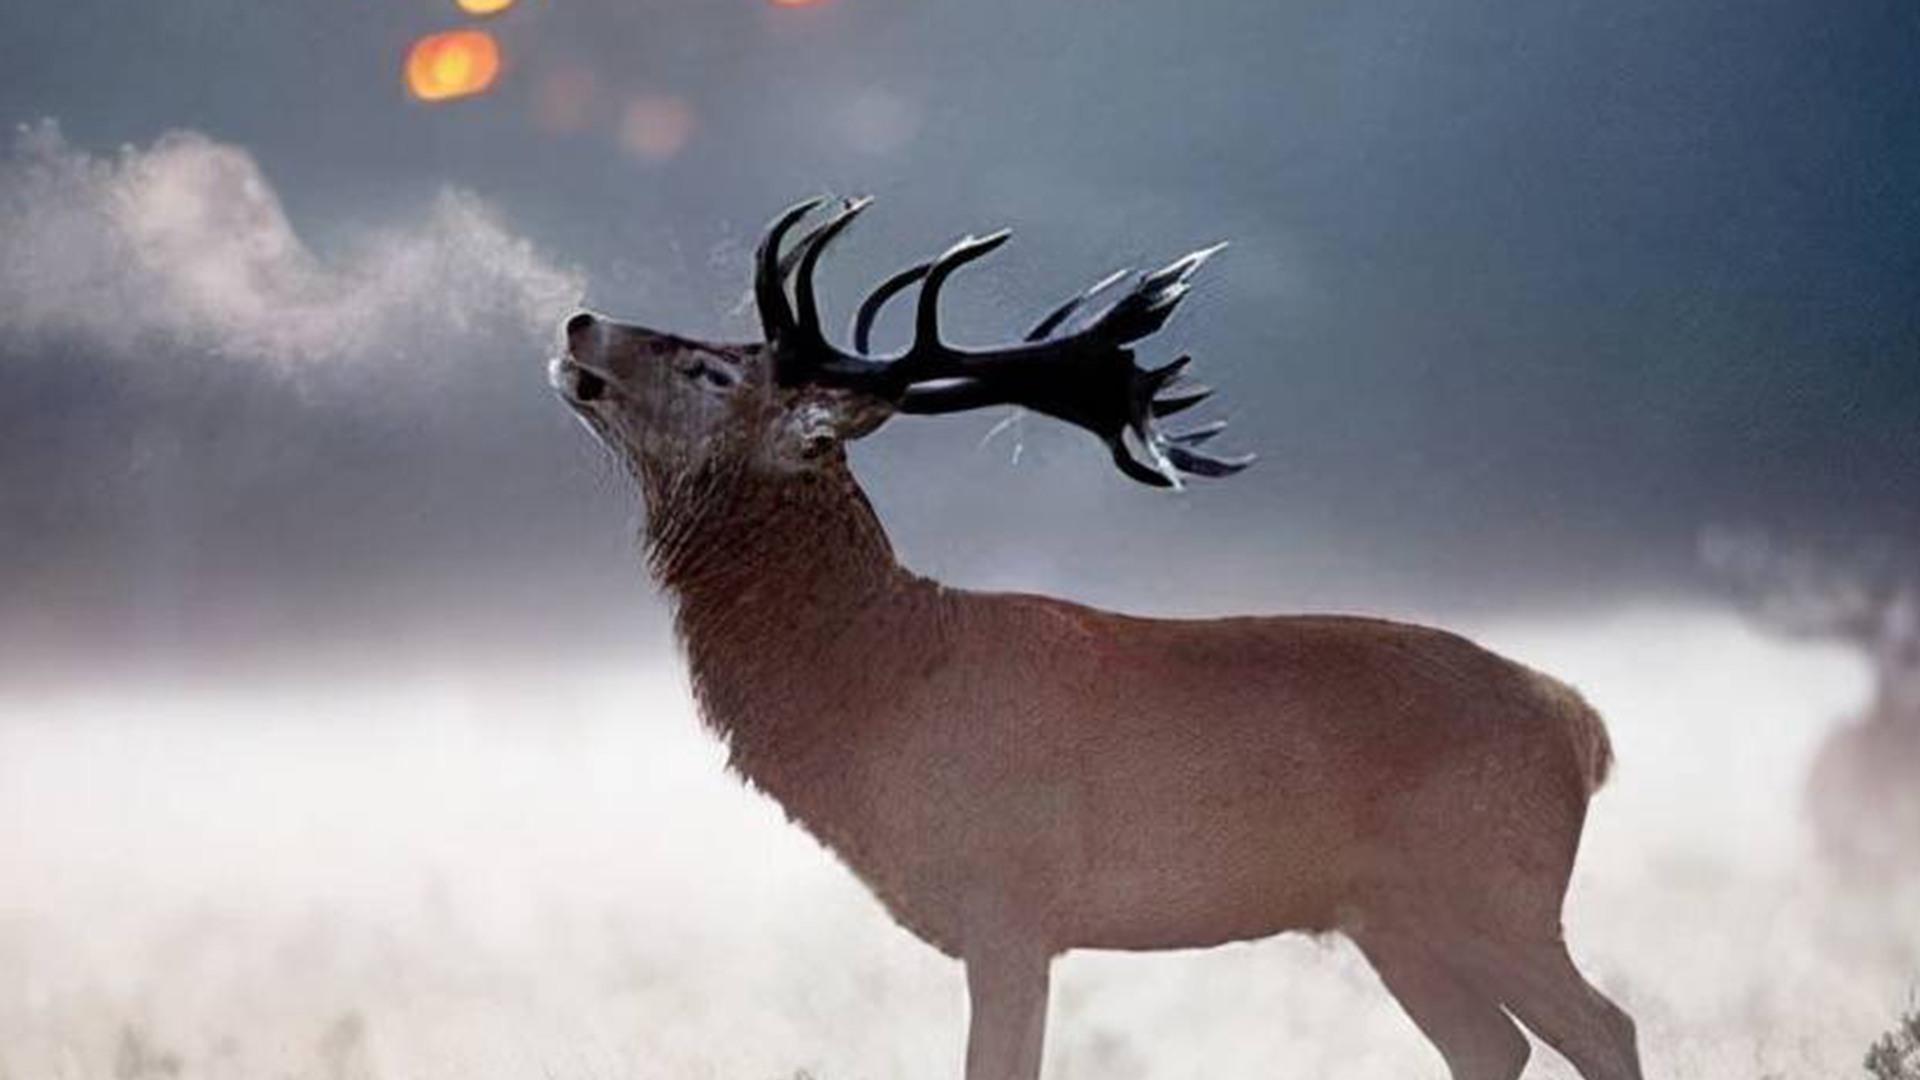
555,198,1643,1080
1704,533,1920,876
1809,708,1920,875
1805,601,1920,876
672,470,1607,957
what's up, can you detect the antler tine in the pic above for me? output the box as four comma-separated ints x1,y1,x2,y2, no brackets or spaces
1025,267,1133,343
1079,242,1227,348
1142,354,1192,390
792,196,873,337
851,261,932,355
1143,241,1229,291
1165,443,1256,477
845,228,1020,357
755,196,829,343
1165,420,1228,445
1151,384,1213,417
1122,331,1254,483
1110,442,1177,489
911,230,1013,358
777,213,848,284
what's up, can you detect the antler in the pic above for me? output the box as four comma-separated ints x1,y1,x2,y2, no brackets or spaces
1700,527,1913,648
754,196,1252,488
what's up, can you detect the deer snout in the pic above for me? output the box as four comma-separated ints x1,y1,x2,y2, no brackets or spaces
555,312,691,404
564,310,677,360
552,311,610,404
566,311,597,348
564,310,603,370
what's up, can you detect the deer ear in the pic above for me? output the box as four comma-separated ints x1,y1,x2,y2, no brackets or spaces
780,387,895,461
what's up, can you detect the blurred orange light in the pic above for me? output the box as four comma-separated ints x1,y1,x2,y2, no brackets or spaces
769,0,824,7
405,30,502,103
456,0,516,13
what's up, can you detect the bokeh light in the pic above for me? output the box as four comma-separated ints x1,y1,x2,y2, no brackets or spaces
619,96,696,162
404,30,502,103
455,0,517,14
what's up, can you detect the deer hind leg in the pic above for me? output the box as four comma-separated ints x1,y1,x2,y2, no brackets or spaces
1463,934,1643,1080
1354,928,1531,1080
963,946,1052,1080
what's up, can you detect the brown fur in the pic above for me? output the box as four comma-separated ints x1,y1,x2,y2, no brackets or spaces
552,316,1643,1080
1805,622,1920,877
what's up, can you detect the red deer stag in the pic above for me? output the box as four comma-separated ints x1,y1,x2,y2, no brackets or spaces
550,197,1642,1080
1704,530,1920,876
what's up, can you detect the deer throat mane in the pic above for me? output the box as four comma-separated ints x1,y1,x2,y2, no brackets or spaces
644,456,926,749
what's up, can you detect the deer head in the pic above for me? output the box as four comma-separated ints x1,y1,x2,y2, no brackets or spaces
548,196,1250,499
1702,528,1920,710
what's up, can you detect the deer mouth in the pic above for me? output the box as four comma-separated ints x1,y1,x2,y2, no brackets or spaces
548,356,609,405
571,367,607,402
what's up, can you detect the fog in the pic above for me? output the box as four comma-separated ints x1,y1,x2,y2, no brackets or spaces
1,608,1913,1079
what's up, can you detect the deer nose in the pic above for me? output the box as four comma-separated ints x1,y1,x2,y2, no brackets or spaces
565,311,597,350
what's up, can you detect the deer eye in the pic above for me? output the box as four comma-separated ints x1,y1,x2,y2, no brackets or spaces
681,356,738,390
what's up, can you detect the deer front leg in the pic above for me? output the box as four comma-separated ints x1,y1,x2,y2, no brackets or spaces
963,944,1052,1080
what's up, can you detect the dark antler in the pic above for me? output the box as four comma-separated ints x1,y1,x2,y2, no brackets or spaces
754,196,1252,488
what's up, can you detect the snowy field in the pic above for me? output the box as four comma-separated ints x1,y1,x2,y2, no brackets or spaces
2,605,1915,1080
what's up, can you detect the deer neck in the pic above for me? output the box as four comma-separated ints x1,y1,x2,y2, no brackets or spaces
644,455,930,756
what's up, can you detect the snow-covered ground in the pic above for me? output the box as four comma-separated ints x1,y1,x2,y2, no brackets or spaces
1,605,1914,1079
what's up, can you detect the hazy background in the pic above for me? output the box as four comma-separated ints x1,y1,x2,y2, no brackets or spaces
1,0,1916,1076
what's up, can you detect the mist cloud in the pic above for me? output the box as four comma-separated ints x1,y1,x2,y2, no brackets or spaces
0,612,1911,1079
0,123,612,669
0,121,583,373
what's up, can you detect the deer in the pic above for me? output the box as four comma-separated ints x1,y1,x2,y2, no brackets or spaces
548,196,1644,1080
1703,530,1920,876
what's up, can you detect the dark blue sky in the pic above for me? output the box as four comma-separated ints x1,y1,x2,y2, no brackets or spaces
2,0,1916,671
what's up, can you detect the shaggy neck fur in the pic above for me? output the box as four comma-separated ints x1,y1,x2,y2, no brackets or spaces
641,452,938,775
